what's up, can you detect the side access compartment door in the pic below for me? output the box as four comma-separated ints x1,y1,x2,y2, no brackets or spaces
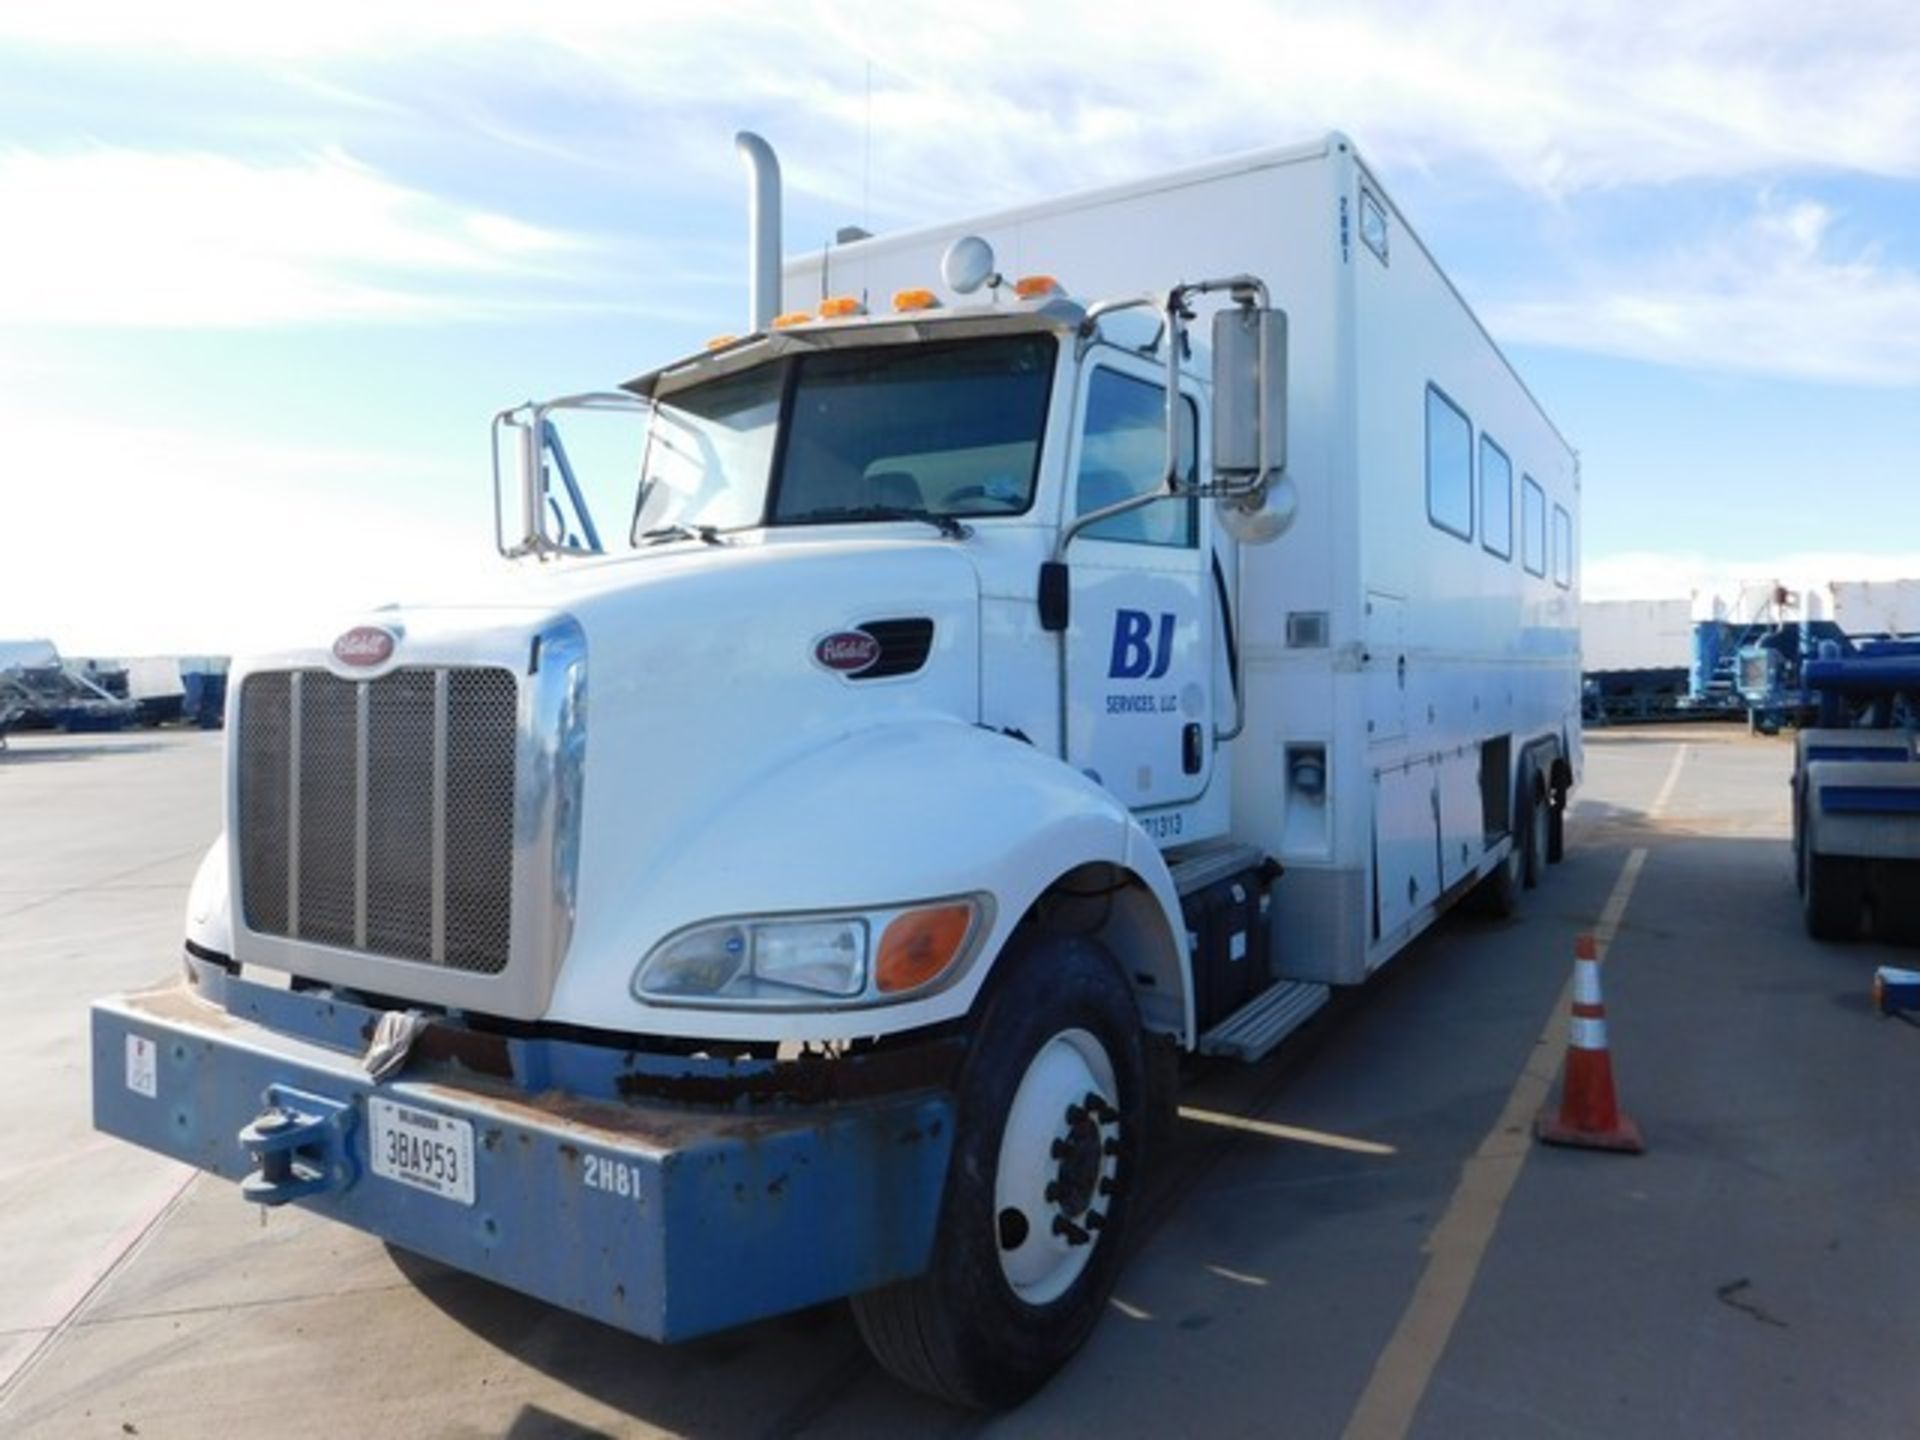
1365,590,1407,744
1062,355,1214,813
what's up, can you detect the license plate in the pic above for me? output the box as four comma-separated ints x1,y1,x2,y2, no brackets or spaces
368,1098,475,1206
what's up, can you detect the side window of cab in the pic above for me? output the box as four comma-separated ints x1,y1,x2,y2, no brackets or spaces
1074,368,1199,548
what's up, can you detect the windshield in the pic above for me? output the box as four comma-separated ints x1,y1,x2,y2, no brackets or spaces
632,333,1056,540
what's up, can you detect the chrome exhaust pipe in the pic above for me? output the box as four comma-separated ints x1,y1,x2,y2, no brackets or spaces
735,132,782,333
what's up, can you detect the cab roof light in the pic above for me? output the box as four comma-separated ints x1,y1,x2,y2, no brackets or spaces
771,309,815,329
705,334,739,351
1012,274,1062,300
892,288,940,313
818,295,865,319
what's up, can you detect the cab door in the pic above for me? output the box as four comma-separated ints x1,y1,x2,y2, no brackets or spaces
1063,355,1214,810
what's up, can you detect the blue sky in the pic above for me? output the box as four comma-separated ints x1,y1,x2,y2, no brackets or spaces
3,2,1918,653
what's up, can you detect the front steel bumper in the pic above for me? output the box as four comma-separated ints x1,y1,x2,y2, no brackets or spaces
92,967,954,1341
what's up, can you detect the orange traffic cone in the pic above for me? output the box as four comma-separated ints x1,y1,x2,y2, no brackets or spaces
1535,934,1644,1153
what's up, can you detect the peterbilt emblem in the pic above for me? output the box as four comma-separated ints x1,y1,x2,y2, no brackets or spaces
814,629,882,675
333,625,397,668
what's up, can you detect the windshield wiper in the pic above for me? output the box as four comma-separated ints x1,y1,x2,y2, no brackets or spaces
797,506,970,539
639,523,725,547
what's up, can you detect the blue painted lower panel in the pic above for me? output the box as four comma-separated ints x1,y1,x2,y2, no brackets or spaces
1820,785,1920,816
92,983,953,1341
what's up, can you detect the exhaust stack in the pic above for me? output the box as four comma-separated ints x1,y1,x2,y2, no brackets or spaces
735,132,782,333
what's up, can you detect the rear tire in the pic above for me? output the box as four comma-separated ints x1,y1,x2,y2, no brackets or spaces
852,935,1146,1410
1804,852,1866,940
1469,833,1523,917
1523,781,1548,889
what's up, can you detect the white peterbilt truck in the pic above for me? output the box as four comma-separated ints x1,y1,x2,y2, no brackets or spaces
93,132,1580,1407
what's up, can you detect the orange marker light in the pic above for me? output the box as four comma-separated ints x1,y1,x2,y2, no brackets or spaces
876,903,975,993
705,334,739,351
1012,274,1061,299
892,288,939,313
818,295,865,318
771,310,814,329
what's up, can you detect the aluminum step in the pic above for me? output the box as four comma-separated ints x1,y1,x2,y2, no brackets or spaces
1198,980,1330,1063
1167,840,1266,897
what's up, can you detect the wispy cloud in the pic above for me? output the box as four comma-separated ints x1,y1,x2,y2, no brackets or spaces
1487,194,1920,385
8,3,1919,204
0,146,589,327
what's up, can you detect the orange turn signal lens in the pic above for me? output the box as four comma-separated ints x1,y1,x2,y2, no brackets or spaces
1012,274,1061,299
876,903,975,993
705,334,738,351
818,295,865,318
771,309,814,329
892,288,939,313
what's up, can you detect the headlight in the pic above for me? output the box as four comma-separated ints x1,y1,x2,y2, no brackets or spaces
637,916,868,1003
634,898,989,1008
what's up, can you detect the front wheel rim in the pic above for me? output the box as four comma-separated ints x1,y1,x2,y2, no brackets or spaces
993,1027,1121,1306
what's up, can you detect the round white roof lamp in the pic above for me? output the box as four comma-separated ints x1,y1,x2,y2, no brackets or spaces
941,234,999,296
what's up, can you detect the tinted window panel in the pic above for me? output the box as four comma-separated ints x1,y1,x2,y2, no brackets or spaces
1426,386,1472,540
1075,369,1198,548
1479,436,1512,559
1552,504,1573,588
1522,476,1546,577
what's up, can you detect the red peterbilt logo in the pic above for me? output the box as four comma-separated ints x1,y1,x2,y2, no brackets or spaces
814,629,882,675
332,625,397,668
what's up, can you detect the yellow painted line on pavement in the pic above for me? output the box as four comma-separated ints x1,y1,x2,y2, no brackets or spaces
1178,1106,1397,1156
1340,743,1685,1440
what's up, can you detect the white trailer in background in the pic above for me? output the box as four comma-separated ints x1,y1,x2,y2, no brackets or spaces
1831,579,1920,639
94,133,1581,1408
1581,599,1694,722
1582,599,1693,674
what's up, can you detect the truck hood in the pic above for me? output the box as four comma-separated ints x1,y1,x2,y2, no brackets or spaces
520,537,989,1019
225,534,985,1022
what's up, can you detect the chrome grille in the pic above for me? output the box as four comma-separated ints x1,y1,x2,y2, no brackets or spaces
237,666,518,974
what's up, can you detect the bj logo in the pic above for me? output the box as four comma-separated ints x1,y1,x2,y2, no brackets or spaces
332,626,397,668
814,629,882,675
1109,609,1176,680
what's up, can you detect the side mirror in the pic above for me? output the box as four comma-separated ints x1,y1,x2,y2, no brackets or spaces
490,407,545,557
1211,305,1286,490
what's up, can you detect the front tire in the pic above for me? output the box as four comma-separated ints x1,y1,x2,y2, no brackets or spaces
852,934,1146,1410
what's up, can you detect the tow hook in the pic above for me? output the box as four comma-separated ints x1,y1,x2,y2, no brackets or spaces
239,1085,357,1206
